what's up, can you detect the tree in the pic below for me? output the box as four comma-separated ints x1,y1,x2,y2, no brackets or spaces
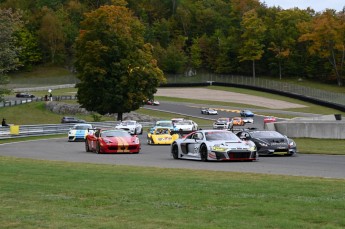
75,4,165,120
15,28,42,70
0,8,23,101
38,7,66,64
238,9,267,78
298,10,345,86
266,9,311,79
158,36,188,74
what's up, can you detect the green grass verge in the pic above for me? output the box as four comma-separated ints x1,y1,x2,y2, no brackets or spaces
0,157,344,228
0,134,65,144
294,138,345,155
0,101,115,125
8,66,77,88
260,76,345,94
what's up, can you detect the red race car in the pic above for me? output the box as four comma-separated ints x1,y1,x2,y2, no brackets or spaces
85,129,141,154
263,116,277,124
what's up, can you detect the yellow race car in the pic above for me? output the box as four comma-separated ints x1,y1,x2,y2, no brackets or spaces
147,127,180,145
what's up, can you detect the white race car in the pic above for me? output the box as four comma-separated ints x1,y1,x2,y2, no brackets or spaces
68,123,93,142
171,129,257,161
201,108,218,115
115,120,143,135
213,117,232,129
242,117,254,124
174,120,198,131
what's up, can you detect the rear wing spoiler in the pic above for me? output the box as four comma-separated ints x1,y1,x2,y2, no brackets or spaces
171,130,194,136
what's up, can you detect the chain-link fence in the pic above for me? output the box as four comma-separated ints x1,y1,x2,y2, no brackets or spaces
166,74,345,108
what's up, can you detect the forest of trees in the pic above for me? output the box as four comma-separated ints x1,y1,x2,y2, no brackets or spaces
1,0,345,86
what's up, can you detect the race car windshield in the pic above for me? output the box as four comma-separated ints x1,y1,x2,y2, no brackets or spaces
122,121,135,125
251,131,283,138
205,131,239,141
157,122,172,127
155,129,169,134
101,131,131,137
74,125,92,130
176,121,192,125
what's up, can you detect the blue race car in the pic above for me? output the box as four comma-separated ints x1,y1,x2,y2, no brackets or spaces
240,109,254,117
68,123,93,142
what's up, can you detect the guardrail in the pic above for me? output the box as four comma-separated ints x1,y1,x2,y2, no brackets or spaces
0,121,155,140
0,95,77,108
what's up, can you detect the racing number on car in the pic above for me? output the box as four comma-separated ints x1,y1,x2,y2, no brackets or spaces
194,145,199,154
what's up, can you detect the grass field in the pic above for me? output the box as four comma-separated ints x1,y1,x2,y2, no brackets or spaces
0,157,344,228
8,66,77,89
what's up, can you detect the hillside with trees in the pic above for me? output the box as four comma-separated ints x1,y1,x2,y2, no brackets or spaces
0,0,344,87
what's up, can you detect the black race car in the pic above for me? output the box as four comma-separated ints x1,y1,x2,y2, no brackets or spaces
236,130,297,156
61,116,86,123
16,92,35,98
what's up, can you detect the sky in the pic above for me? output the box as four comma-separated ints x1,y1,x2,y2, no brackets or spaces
261,0,345,12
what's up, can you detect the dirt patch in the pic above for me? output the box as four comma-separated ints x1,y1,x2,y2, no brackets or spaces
156,88,306,109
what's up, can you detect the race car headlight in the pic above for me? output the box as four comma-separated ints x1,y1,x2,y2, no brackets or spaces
68,131,72,135
289,141,296,147
258,141,268,147
249,145,257,151
133,138,140,144
212,146,227,152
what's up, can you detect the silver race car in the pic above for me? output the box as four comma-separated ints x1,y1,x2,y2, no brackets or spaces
171,129,257,161
115,120,143,135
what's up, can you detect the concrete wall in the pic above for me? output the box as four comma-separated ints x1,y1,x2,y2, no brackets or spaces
267,120,345,139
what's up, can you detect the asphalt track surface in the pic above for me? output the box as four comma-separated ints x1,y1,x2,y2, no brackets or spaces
1,102,344,179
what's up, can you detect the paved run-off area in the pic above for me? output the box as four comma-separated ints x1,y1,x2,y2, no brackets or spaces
156,88,306,109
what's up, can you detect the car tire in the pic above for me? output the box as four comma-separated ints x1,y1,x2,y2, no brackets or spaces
85,140,91,152
199,144,208,162
147,138,153,145
171,143,179,159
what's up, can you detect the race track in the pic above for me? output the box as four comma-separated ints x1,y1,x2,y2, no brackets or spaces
0,101,344,179
1,134,344,179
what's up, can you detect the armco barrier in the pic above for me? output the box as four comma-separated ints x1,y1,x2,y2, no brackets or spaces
265,118,345,139
0,121,154,140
